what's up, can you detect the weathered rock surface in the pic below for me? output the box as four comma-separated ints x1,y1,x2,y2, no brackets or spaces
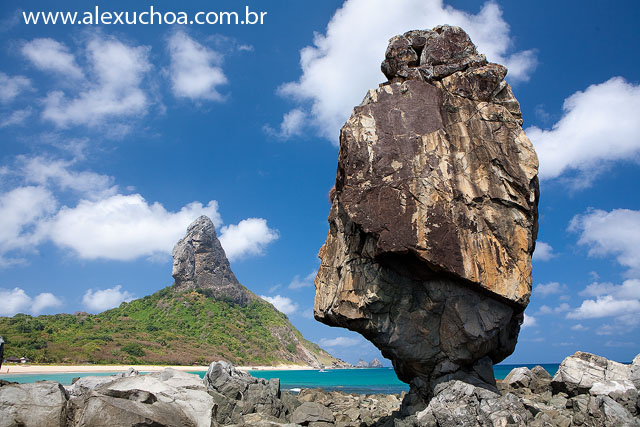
172,215,253,305
204,360,294,424
0,380,68,427
315,24,538,402
2,353,638,426
552,351,632,396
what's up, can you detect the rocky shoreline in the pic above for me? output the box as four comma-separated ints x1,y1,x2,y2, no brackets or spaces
0,351,638,426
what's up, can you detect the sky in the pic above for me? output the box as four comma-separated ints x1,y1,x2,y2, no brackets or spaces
0,0,639,366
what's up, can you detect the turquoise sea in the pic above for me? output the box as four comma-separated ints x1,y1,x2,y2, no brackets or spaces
0,364,559,394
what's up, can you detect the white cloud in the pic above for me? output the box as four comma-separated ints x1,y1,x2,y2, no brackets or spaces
260,294,298,315
22,38,83,78
0,108,32,128
82,285,134,312
533,282,568,297
0,186,57,265
31,292,63,314
43,35,150,128
570,324,588,331
167,31,227,101
567,295,640,320
536,303,570,315
44,195,221,261
0,287,62,316
277,0,537,142
264,108,307,139
521,314,537,328
20,156,116,199
319,336,362,348
528,77,640,185
579,280,640,300
289,271,317,289
0,73,31,104
219,218,279,261
532,241,554,261
0,288,32,316
1,158,277,265
570,208,640,278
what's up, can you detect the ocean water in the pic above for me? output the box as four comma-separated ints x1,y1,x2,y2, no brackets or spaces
0,364,559,394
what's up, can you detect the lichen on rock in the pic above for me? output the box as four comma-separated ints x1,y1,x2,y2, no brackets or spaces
314,24,539,405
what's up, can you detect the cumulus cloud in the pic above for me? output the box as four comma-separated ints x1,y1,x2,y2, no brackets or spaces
289,271,316,289
260,295,298,315
277,0,537,142
528,77,640,185
571,324,588,331
319,336,362,347
219,218,279,261
567,295,640,320
31,292,63,314
0,287,62,316
264,109,307,139
82,285,134,312
20,156,116,199
579,280,640,300
1,157,278,264
42,35,151,127
536,303,570,315
167,31,227,101
44,195,221,261
570,208,640,278
22,38,83,78
0,72,31,104
532,241,554,261
521,314,537,328
533,282,568,297
0,186,57,265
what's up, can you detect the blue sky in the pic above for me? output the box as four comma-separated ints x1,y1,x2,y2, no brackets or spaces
0,0,639,365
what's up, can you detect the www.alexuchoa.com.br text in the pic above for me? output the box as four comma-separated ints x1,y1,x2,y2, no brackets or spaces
23,6,267,26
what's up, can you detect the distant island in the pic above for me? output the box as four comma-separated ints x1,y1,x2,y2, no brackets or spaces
0,216,348,369
355,358,384,368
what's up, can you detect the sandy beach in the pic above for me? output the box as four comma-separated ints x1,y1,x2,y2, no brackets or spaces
0,363,315,375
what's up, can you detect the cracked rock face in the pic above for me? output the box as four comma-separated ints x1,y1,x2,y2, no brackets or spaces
172,215,252,305
314,25,539,400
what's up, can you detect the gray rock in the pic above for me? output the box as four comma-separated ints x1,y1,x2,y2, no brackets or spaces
67,368,215,427
552,351,632,396
291,402,335,425
416,380,532,426
66,369,139,397
0,380,68,427
631,353,640,390
172,215,253,305
203,361,288,424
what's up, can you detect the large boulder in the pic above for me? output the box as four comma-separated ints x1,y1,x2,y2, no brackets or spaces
203,361,293,424
172,215,253,305
315,25,538,403
67,368,214,427
552,351,632,396
0,380,68,427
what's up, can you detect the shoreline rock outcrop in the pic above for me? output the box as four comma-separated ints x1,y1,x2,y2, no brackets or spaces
314,25,539,405
1,352,638,426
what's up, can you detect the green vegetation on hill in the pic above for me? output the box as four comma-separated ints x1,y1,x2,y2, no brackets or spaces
0,287,336,366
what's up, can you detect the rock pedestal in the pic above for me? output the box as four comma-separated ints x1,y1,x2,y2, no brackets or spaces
314,25,539,403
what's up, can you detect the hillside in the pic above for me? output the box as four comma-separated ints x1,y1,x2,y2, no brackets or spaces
0,216,345,367
0,286,338,366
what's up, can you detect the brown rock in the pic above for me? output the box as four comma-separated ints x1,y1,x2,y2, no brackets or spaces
315,25,539,405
